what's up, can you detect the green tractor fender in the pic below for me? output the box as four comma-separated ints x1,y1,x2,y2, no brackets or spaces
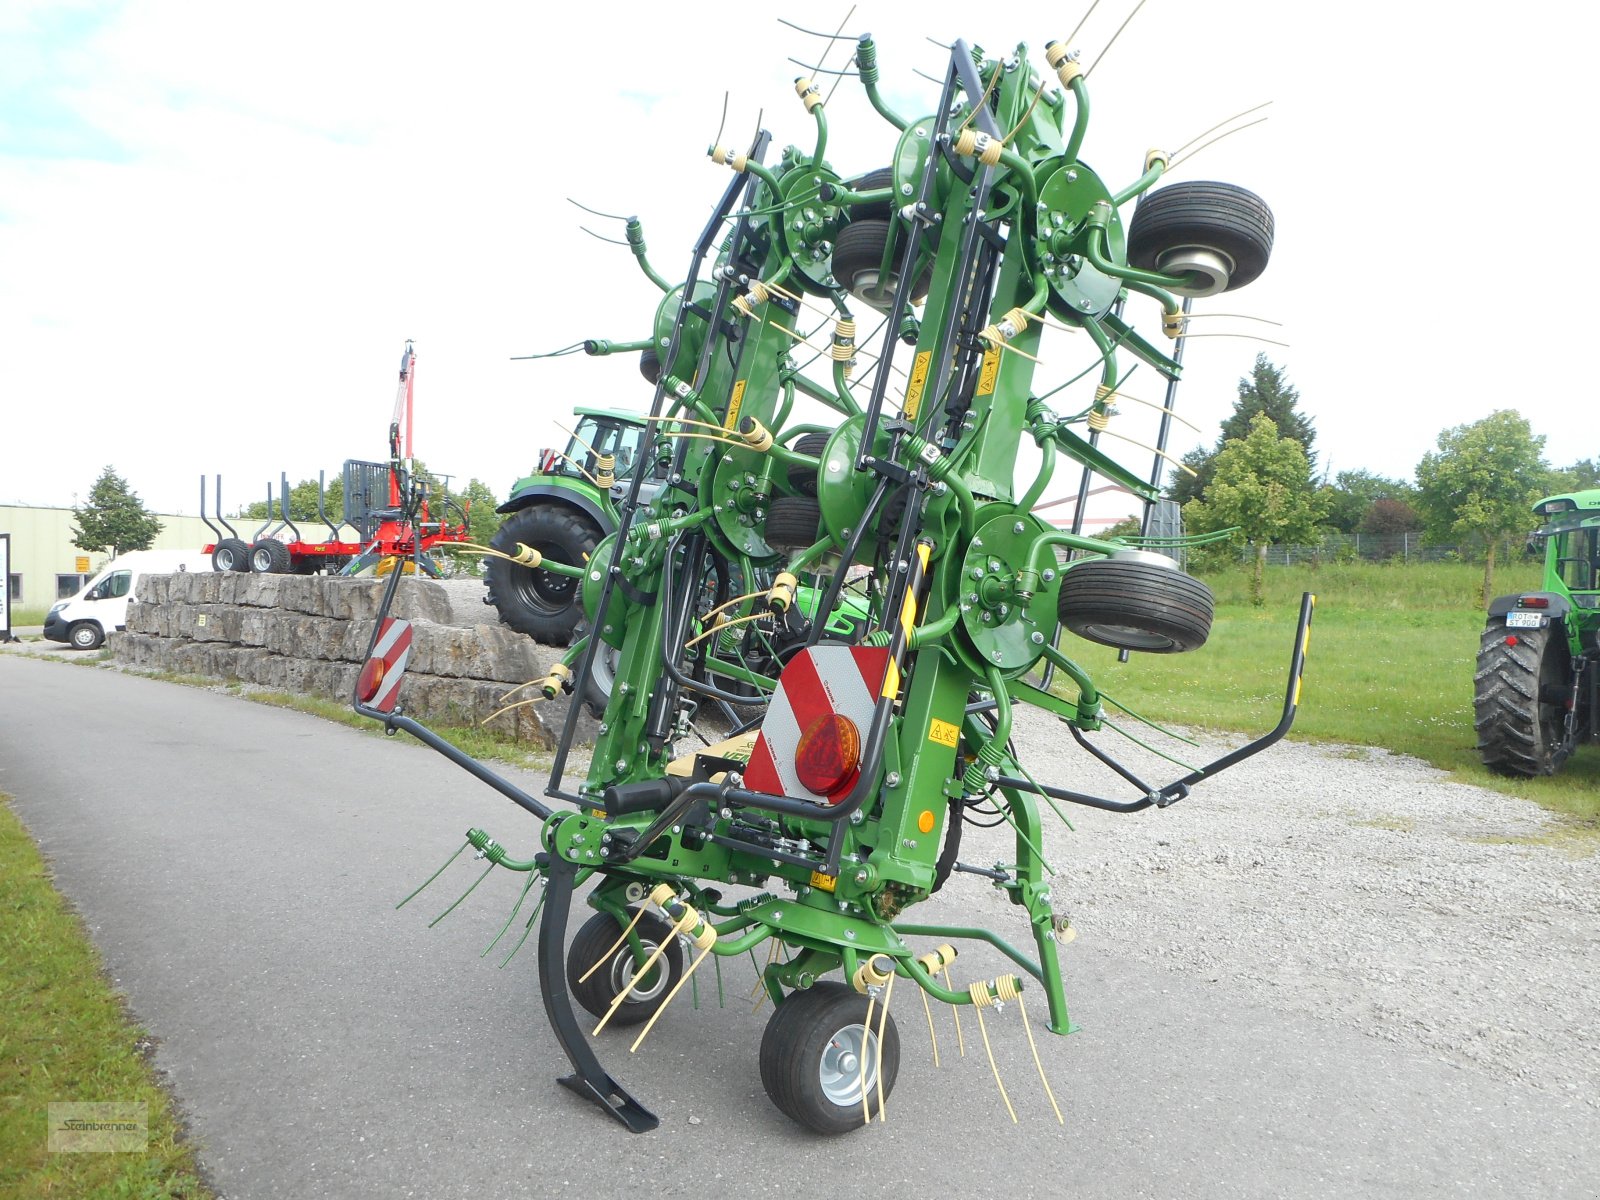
498,479,617,536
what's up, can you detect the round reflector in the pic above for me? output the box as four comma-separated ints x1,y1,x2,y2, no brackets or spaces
357,658,387,703
793,712,861,801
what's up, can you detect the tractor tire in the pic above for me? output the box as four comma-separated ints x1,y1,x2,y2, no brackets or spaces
567,909,684,1028
830,219,930,310
1058,556,1213,653
1474,621,1574,777
68,620,105,651
788,433,832,497
211,537,251,573
485,506,600,646
249,538,293,574
843,166,896,220
759,982,900,1134
1127,181,1274,295
765,496,824,551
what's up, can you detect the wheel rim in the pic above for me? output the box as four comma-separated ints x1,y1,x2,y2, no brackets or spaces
818,1022,879,1106
73,628,96,648
216,547,236,570
608,938,668,1004
1079,621,1177,652
511,542,576,611
252,549,273,572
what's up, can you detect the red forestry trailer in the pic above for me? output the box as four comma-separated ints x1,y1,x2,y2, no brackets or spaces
201,342,471,576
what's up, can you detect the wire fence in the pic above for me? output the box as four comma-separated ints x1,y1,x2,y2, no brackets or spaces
1242,532,1489,566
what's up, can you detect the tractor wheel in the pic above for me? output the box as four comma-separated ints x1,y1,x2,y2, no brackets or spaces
759,982,900,1134
830,219,930,310
211,538,251,573
1474,621,1574,777
566,909,684,1029
765,496,824,551
68,621,104,651
485,506,600,646
1058,556,1213,653
249,539,293,574
1127,181,1274,295
842,166,896,220
788,433,832,498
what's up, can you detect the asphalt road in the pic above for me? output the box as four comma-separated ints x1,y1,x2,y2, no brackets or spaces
1,655,1592,1199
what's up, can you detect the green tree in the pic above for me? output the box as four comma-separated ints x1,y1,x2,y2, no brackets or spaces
1546,457,1600,494
243,475,344,524
461,478,503,548
1169,354,1315,507
1184,413,1325,606
71,466,164,557
1414,409,1548,607
1358,496,1422,537
1318,469,1418,534
1100,514,1143,541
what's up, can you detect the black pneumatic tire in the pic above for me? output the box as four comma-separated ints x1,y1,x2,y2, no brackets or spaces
639,346,661,385
211,537,251,573
759,982,900,1134
250,538,293,574
788,433,832,498
843,166,896,220
1127,181,1274,293
765,496,824,551
1058,558,1214,653
1474,621,1573,777
484,506,601,646
566,909,684,1028
68,621,105,651
830,219,930,309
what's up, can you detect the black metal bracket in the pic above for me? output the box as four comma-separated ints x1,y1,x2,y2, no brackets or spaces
537,856,659,1133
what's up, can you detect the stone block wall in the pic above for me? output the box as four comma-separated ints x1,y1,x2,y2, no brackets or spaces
112,573,590,746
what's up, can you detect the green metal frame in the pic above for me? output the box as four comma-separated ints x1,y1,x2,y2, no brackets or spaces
366,30,1304,1133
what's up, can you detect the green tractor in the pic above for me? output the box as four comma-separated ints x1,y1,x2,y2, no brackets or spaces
1475,489,1600,775
485,407,656,644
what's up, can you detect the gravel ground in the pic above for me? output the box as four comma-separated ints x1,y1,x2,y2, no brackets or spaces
436,575,496,627
953,706,1600,1109
440,575,1600,1108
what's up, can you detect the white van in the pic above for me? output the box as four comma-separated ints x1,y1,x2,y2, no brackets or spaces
43,549,212,650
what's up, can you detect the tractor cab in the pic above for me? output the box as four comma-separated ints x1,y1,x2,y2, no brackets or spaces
537,409,653,485
1532,491,1600,607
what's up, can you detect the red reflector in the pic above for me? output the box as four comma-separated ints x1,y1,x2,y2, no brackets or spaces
357,658,387,702
1521,596,1549,609
794,713,861,802
1505,635,1519,647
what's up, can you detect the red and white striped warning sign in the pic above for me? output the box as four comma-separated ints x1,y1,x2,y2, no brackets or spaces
356,617,414,713
744,645,889,804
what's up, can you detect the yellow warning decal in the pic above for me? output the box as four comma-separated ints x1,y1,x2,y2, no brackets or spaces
903,350,932,420
809,871,837,893
975,347,1001,396
928,717,960,747
724,379,747,430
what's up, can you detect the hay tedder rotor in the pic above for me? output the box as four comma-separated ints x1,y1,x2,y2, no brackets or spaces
354,28,1314,1134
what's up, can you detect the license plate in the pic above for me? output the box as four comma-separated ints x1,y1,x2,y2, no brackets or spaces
1505,611,1545,628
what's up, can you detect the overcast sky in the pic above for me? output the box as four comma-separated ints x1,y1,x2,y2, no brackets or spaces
3,1,1594,523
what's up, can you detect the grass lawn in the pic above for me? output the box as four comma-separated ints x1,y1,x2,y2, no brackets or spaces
0,797,211,1199
1063,560,1600,823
